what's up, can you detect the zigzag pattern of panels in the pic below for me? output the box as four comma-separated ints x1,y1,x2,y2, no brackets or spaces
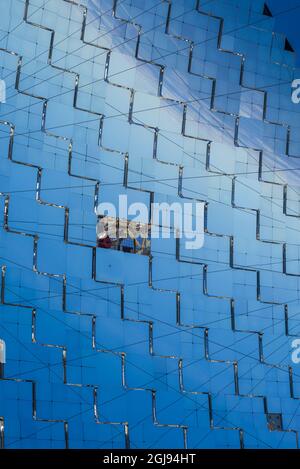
0,0,300,449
